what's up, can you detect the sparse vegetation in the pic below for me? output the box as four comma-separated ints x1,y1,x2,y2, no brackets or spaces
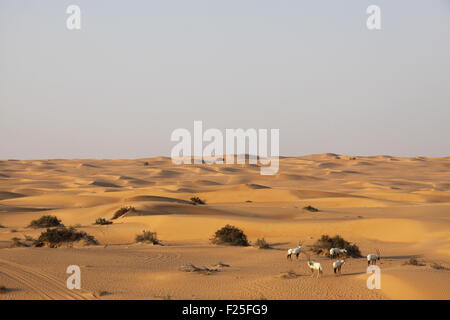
211,224,249,246
0,285,8,294
112,206,136,220
430,262,449,271
179,263,229,275
403,257,425,266
33,226,98,248
10,229,17,233
0,224,6,228
28,215,62,228
144,161,149,166
92,290,108,298
311,234,362,258
94,218,113,225
303,205,319,212
190,197,206,205
254,238,271,249
135,230,160,245
10,237,30,248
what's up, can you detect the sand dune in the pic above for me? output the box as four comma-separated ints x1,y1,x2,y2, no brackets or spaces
0,154,449,299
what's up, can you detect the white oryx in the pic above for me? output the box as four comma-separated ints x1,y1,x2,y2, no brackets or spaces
329,248,347,259
367,249,381,265
287,242,302,260
305,253,322,277
332,259,345,275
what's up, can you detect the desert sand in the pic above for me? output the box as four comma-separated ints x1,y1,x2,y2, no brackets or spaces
0,154,449,300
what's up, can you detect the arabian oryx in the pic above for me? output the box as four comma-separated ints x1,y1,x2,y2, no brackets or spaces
287,242,303,260
367,249,381,266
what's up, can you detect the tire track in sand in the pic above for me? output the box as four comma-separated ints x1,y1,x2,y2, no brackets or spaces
0,258,94,300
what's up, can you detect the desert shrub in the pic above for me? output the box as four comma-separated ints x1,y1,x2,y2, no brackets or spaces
33,226,98,248
92,290,108,298
112,206,135,220
135,230,159,244
144,161,149,166
28,215,62,228
254,238,270,249
404,257,424,266
0,224,6,228
211,224,249,246
10,237,30,248
10,229,17,233
311,234,362,258
0,285,7,294
303,205,319,212
190,197,206,205
430,262,449,270
179,263,229,274
94,218,112,225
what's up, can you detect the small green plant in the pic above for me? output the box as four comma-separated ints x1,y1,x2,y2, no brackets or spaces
211,224,249,246
28,215,62,228
33,226,98,248
254,238,270,249
135,230,160,244
190,197,206,205
311,234,362,258
303,205,319,212
112,206,136,220
94,218,113,225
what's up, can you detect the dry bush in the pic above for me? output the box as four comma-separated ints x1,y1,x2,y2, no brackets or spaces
94,218,112,225
311,234,362,258
254,238,271,249
92,290,109,298
28,215,62,228
211,224,249,246
33,226,98,248
190,197,206,205
403,257,425,266
10,237,30,248
0,285,8,294
135,230,159,244
112,206,135,220
303,205,319,212
179,263,229,275
431,262,449,270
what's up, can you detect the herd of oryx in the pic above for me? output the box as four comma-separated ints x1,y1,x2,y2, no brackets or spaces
287,243,381,277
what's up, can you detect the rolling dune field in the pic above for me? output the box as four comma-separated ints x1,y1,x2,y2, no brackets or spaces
0,154,449,300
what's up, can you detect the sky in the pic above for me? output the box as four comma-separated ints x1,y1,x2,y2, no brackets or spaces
1,0,449,159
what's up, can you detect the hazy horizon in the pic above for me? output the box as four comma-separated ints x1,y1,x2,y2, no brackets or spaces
1,0,449,159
